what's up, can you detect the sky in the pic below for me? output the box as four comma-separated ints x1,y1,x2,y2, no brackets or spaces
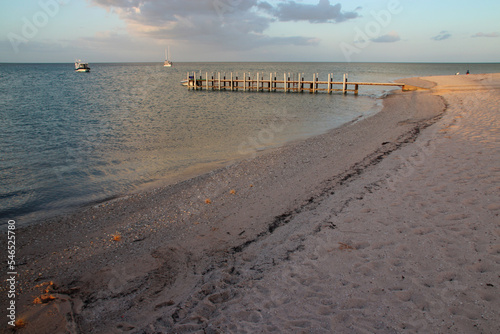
0,0,499,63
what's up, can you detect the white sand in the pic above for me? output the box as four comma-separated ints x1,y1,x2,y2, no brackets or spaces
2,74,499,334
190,74,500,333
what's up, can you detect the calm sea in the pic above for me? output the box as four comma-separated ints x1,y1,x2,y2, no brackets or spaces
1,62,499,226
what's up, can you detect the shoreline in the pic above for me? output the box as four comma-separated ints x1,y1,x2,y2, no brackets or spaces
4,91,384,230
2,74,499,333
4,84,411,232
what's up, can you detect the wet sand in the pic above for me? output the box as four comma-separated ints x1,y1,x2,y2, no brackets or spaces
1,74,499,333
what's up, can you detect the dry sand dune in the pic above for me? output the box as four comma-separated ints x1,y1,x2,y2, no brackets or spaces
2,74,499,334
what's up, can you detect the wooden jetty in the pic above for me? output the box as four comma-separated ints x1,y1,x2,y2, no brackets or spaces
184,72,408,95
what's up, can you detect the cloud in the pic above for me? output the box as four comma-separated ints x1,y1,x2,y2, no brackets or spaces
89,0,358,51
431,31,451,41
93,0,142,8
471,32,498,38
371,31,401,43
270,0,359,23
89,0,310,49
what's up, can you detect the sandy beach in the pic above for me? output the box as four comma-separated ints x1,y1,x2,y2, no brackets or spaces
2,73,499,333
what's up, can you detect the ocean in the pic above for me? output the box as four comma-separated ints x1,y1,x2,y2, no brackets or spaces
1,62,499,226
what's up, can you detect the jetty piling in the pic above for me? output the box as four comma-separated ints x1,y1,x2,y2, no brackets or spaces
186,72,406,94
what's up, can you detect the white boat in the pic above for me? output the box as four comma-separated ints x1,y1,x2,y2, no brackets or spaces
181,76,207,87
164,47,172,67
75,60,90,72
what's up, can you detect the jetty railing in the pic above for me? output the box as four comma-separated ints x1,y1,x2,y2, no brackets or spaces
184,72,407,94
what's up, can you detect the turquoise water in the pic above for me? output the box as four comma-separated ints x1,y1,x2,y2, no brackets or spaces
1,62,499,225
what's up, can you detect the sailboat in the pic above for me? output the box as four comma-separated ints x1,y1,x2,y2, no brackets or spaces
164,47,172,67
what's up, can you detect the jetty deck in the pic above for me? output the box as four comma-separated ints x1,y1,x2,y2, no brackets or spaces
185,72,410,95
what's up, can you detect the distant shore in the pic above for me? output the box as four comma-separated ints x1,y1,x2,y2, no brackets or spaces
2,73,499,333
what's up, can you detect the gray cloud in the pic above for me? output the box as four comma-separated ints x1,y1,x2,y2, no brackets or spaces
89,0,291,48
431,31,451,41
471,32,498,38
93,0,142,8
90,0,357,50
257,1,274,11
371,32,401,43
270,0,359,23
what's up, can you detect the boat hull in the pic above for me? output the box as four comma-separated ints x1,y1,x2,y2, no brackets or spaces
75,68,90,72
181,79,207,87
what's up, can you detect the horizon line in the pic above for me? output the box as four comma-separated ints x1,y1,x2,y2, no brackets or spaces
1,61,499,65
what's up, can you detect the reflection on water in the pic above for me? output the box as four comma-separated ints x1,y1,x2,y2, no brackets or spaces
1,62,499,225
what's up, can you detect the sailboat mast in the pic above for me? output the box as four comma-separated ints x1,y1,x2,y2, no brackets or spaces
164,46,172,66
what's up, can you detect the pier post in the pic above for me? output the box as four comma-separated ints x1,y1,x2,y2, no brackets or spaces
284,73,287,93
313,73,316,93
269,73,272,92
328,73,331,94
231,72,233,91
243,73,246,91
298,73,302,93
218,72,221,91
342,73,347,94
355,84,359,95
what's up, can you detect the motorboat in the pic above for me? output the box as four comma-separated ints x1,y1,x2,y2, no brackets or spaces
75,60,90,72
